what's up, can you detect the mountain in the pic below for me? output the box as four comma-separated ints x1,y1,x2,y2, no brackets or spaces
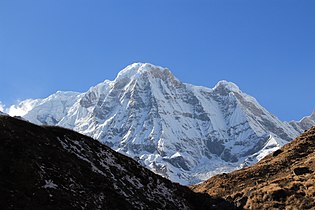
0,111,8,116
8,91,81,124
6,63,308,185
0,115,237,210
290,110,315,133
191,126,315,209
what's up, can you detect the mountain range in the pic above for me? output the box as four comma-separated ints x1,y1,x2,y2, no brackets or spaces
5,63,314,185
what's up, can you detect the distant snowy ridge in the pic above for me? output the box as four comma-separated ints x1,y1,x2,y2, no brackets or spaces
8,91,81,125
289,110,315,133
0,111,8,116
6,63,312,185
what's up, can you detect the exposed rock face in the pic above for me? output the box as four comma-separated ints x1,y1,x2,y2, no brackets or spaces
8,63,306,185
0,115,237,210
290,110,315,133
191,126,315,210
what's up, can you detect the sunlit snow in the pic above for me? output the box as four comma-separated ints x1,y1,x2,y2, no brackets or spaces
8,63,303,185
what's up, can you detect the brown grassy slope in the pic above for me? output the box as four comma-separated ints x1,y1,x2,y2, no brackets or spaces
191,127,315,210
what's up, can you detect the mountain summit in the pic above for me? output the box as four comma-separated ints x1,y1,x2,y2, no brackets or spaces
115,63,174,80
213,80,241,93
7,63,309,185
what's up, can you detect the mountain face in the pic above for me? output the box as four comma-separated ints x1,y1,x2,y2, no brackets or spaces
7,63,308,185
0,111,8,116
192,126,315,209
8,91,81,124
0,115,236,210
290,110,315,133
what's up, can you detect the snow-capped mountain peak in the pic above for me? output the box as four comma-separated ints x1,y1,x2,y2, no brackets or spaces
115,63,174,82
6,63,307,185
213,80,241,93
290,109,315,133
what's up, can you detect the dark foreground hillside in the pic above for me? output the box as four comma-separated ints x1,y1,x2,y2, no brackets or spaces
192,127,315,209
0,115,236,210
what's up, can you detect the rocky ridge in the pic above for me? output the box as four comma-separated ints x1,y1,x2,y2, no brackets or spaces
290,110,315,133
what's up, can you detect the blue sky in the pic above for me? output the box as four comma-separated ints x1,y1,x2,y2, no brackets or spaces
0,0,314,121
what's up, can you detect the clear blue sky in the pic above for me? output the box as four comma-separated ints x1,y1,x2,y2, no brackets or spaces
0,0,314,121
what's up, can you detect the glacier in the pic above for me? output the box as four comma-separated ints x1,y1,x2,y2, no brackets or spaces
6,63,311,185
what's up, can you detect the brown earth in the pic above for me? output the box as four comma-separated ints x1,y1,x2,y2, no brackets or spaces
192,127,315,210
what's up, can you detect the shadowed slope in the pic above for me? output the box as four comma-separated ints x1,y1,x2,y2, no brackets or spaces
0,115,236,210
